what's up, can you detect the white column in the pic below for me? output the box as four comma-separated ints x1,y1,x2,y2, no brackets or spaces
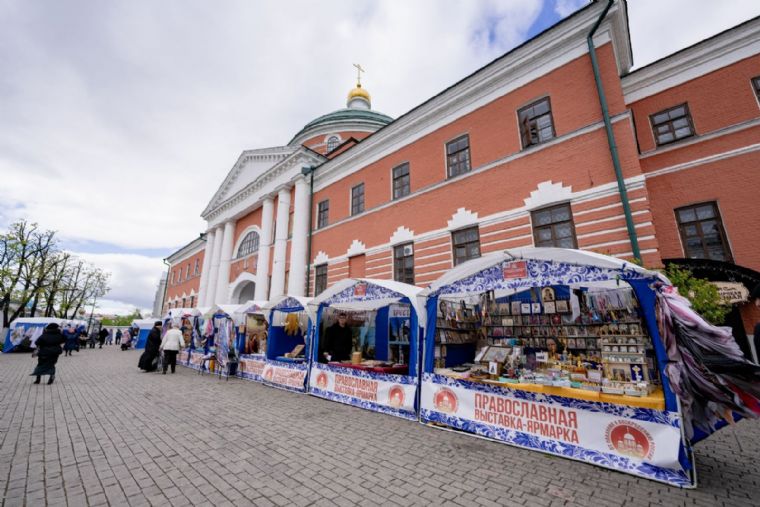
287,176,310,296
254,196,275,301
214,220,236,304
197,228,216,306
269,186,291,297
205,225,224,306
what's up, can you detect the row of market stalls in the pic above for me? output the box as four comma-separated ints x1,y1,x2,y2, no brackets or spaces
2,318,88,353
161,247,760,488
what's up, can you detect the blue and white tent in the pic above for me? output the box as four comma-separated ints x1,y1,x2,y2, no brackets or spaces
3,317,65,353
132,319,158,350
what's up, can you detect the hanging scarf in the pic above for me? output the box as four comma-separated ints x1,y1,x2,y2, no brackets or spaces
655,284,760,439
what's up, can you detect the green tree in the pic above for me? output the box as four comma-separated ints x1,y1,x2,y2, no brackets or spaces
102,309,143,327
663,264,731,325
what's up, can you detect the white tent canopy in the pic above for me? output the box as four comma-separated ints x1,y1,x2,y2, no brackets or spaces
262,295,315,323
164,307,200,320
236,300,268,315
132,319,158,330
9,317,65,326
421,247,668,300
308,278,426,328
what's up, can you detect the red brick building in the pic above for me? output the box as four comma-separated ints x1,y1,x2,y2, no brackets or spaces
163,1,760,348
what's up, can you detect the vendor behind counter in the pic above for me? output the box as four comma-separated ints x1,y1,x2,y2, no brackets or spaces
319,307,409,375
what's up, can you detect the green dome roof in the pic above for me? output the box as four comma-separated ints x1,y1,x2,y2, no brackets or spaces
289,108,393,146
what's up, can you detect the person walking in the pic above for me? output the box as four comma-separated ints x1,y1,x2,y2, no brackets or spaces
160,323,184,374
121,328,131,351
138,321,162,371
115,329,122,345
98,327,108,349
31,323,65,384
105,329,113,346
63,325,78,356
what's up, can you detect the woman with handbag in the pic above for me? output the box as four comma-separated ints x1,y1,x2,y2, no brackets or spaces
31,323,65,385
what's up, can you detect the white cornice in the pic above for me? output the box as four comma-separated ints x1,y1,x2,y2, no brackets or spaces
289,121,383,148
203,148,325,225
622,16,760,103
312,2,628,192
166,238,205,264
201,146,295,217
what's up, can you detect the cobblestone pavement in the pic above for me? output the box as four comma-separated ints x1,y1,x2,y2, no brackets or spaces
1,348,759,507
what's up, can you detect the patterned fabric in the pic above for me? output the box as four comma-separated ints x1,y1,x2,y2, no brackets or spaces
434,259,653,298
311,387,417,420
322,282,404,306
319,363,418,385
419,409,692,487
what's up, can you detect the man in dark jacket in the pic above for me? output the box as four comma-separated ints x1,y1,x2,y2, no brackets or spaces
322,312,353,362
138,321,163,371
31,323,65,384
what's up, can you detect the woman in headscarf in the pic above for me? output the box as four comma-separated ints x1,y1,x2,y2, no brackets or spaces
137,321,163,371
31,323,65,384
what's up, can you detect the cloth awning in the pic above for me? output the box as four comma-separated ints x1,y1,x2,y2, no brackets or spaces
308,278,425,328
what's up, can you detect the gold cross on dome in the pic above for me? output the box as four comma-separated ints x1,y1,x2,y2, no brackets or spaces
353,63,364,86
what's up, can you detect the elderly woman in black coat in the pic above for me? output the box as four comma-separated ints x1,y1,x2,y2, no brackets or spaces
31,323,65,385
138,321,163,372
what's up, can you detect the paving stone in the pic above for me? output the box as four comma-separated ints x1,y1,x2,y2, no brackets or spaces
1,348,760,507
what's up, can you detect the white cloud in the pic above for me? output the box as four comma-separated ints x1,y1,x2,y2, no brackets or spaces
627,0,760,69
75,252,165,311
554,0,588,18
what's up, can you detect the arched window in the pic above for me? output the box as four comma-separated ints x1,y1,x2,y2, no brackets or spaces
326,136,339,152
236,231,260,259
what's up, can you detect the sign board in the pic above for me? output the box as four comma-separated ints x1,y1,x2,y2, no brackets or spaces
503,261,528,280
420,373,691,487
711,282,749,304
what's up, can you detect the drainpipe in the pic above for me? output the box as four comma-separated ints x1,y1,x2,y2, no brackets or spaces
587,0,641,262
302,166,316,296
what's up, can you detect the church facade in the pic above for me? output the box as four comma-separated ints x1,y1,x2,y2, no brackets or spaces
163,1,760,337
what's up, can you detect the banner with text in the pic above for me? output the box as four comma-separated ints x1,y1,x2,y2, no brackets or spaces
420,373,691,487
261,360,308,392
238,354,267,382
309,363,418,420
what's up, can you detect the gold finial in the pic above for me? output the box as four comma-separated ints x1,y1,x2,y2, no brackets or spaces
353,63,365,87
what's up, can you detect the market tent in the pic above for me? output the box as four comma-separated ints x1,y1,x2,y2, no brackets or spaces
132,319,157,350
257,295,315,391
3,318,65,353
418,247,695,486
308,278,425,419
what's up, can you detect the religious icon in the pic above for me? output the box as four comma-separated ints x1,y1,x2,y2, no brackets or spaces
541,287,556,302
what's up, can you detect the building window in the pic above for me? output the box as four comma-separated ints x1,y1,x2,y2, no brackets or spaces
185,264,190,280
518,97,555,148
531,203,577,248
190,296,195,307
452,226,480,266
326,136,339,152
393,243,414,284
170,271,175,285
753,76,760,102
314,264,328,295
392,163,410,200
676,202,732,262
446,135,471,178
194,259,200,275
650,103,695,146
182,298,186,307
351,183,365,216
317,200,329,229
236,231,260,259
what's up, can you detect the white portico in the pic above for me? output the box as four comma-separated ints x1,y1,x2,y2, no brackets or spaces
196,79,392,305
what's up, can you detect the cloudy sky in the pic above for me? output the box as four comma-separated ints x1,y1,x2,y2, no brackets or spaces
1,0,758,315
